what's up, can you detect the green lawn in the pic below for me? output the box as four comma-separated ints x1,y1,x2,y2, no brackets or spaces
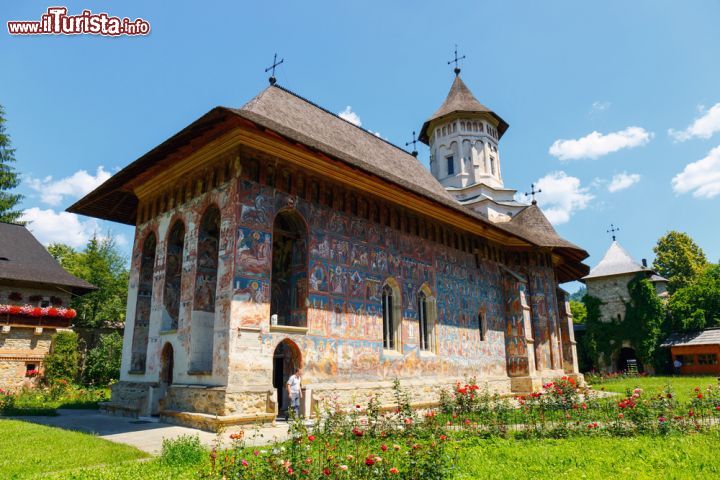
0,419,166,479
592,375,719,402
455,433,720,480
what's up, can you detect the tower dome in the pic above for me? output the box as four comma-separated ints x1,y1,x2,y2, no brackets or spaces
420,74,526,223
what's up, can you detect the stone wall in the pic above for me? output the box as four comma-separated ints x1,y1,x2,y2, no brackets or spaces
0,326,56,390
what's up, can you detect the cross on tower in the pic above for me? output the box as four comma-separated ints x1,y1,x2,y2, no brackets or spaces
525,184,542,205
264,53,284,85
607,224,620,241
405,131,419,157
447,45,466,76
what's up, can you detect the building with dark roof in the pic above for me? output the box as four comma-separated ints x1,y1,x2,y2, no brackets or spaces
0,222,94,390
68,73,588,430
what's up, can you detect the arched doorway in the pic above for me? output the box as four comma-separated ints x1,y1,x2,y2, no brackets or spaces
270,210,308,327
617,347,642,373
160,342,174,387
272,339,302,419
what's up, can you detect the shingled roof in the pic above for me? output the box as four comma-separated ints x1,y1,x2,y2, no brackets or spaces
583,241,647,280
661,328,720,348
67,83,587,280
419,75,509,144
0,222,95,294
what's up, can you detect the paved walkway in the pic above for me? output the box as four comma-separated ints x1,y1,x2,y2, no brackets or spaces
12,409,291,454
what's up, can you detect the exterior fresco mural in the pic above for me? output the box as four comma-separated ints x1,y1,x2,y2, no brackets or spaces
163,221,185,330
194,206,220,312
230,177,547,384
130,232,156,372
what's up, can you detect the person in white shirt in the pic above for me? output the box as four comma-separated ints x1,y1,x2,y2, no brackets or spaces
286,367,302,418
673,358,682,375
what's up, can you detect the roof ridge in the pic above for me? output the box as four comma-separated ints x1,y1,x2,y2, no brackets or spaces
269,84,418,159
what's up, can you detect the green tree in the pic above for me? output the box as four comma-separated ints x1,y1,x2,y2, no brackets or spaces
668,264,720,331
49,236,129,328
44,331,80,384
0,105,24,223
623,275,667,369
570,300,587,324
83,332,123,386
652,231,708,294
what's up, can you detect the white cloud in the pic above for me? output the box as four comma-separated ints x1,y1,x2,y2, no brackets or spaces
607,172,641,193
534,171,594,225
549,127,653,161
26,166,111,206
671,145,720,198
669,103,720,142
338,106,362,127
19,207,127,248
590,101,611,113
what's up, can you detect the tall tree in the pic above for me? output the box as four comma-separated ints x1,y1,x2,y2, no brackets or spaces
668,264,720,331
0,105,24,223
652,231,708,294
49,236,129,328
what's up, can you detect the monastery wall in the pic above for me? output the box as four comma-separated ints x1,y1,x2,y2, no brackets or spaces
113,168,568,427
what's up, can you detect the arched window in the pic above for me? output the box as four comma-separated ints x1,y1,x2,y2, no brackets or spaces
190,206,220,373
163,221,185,331
382,280,401,351
130,232,156,372
271,210,308,327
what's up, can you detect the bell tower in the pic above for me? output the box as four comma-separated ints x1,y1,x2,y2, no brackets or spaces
419,68,527,223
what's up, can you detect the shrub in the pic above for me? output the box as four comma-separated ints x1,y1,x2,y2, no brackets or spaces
44,331,80,384
160,435,205,466
83,332,123,386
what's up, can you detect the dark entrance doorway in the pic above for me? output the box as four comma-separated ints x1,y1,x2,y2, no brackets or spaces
160,342,174,387
272,339,301,419
617,347,643,373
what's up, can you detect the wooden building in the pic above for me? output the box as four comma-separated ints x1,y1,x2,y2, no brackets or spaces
662,328,720,375
0,222,94,390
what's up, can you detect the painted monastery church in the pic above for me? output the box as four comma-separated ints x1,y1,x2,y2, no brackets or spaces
70,69,589,430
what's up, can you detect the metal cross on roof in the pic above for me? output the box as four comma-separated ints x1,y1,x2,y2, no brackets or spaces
447,45,466,76
525,183,542,205
265,53,284,85
607,224,620,241
405,131,419,157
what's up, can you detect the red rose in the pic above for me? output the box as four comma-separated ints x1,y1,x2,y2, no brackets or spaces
365,457,375,466
381,444,388,451
308,435,315,442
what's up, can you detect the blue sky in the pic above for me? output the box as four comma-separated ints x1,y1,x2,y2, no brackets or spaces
2,1,720,290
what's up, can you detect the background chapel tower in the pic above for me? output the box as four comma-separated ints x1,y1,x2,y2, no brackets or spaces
419,70,527,222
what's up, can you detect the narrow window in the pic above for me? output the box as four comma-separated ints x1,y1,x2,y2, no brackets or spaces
490,157,496,176
479,312,487,341
418,291,430,351
446,156,455,176
270,210,308,327
382,284,396,350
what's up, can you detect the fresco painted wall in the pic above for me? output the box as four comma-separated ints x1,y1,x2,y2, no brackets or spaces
120,178,236,388
227,176,556,389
